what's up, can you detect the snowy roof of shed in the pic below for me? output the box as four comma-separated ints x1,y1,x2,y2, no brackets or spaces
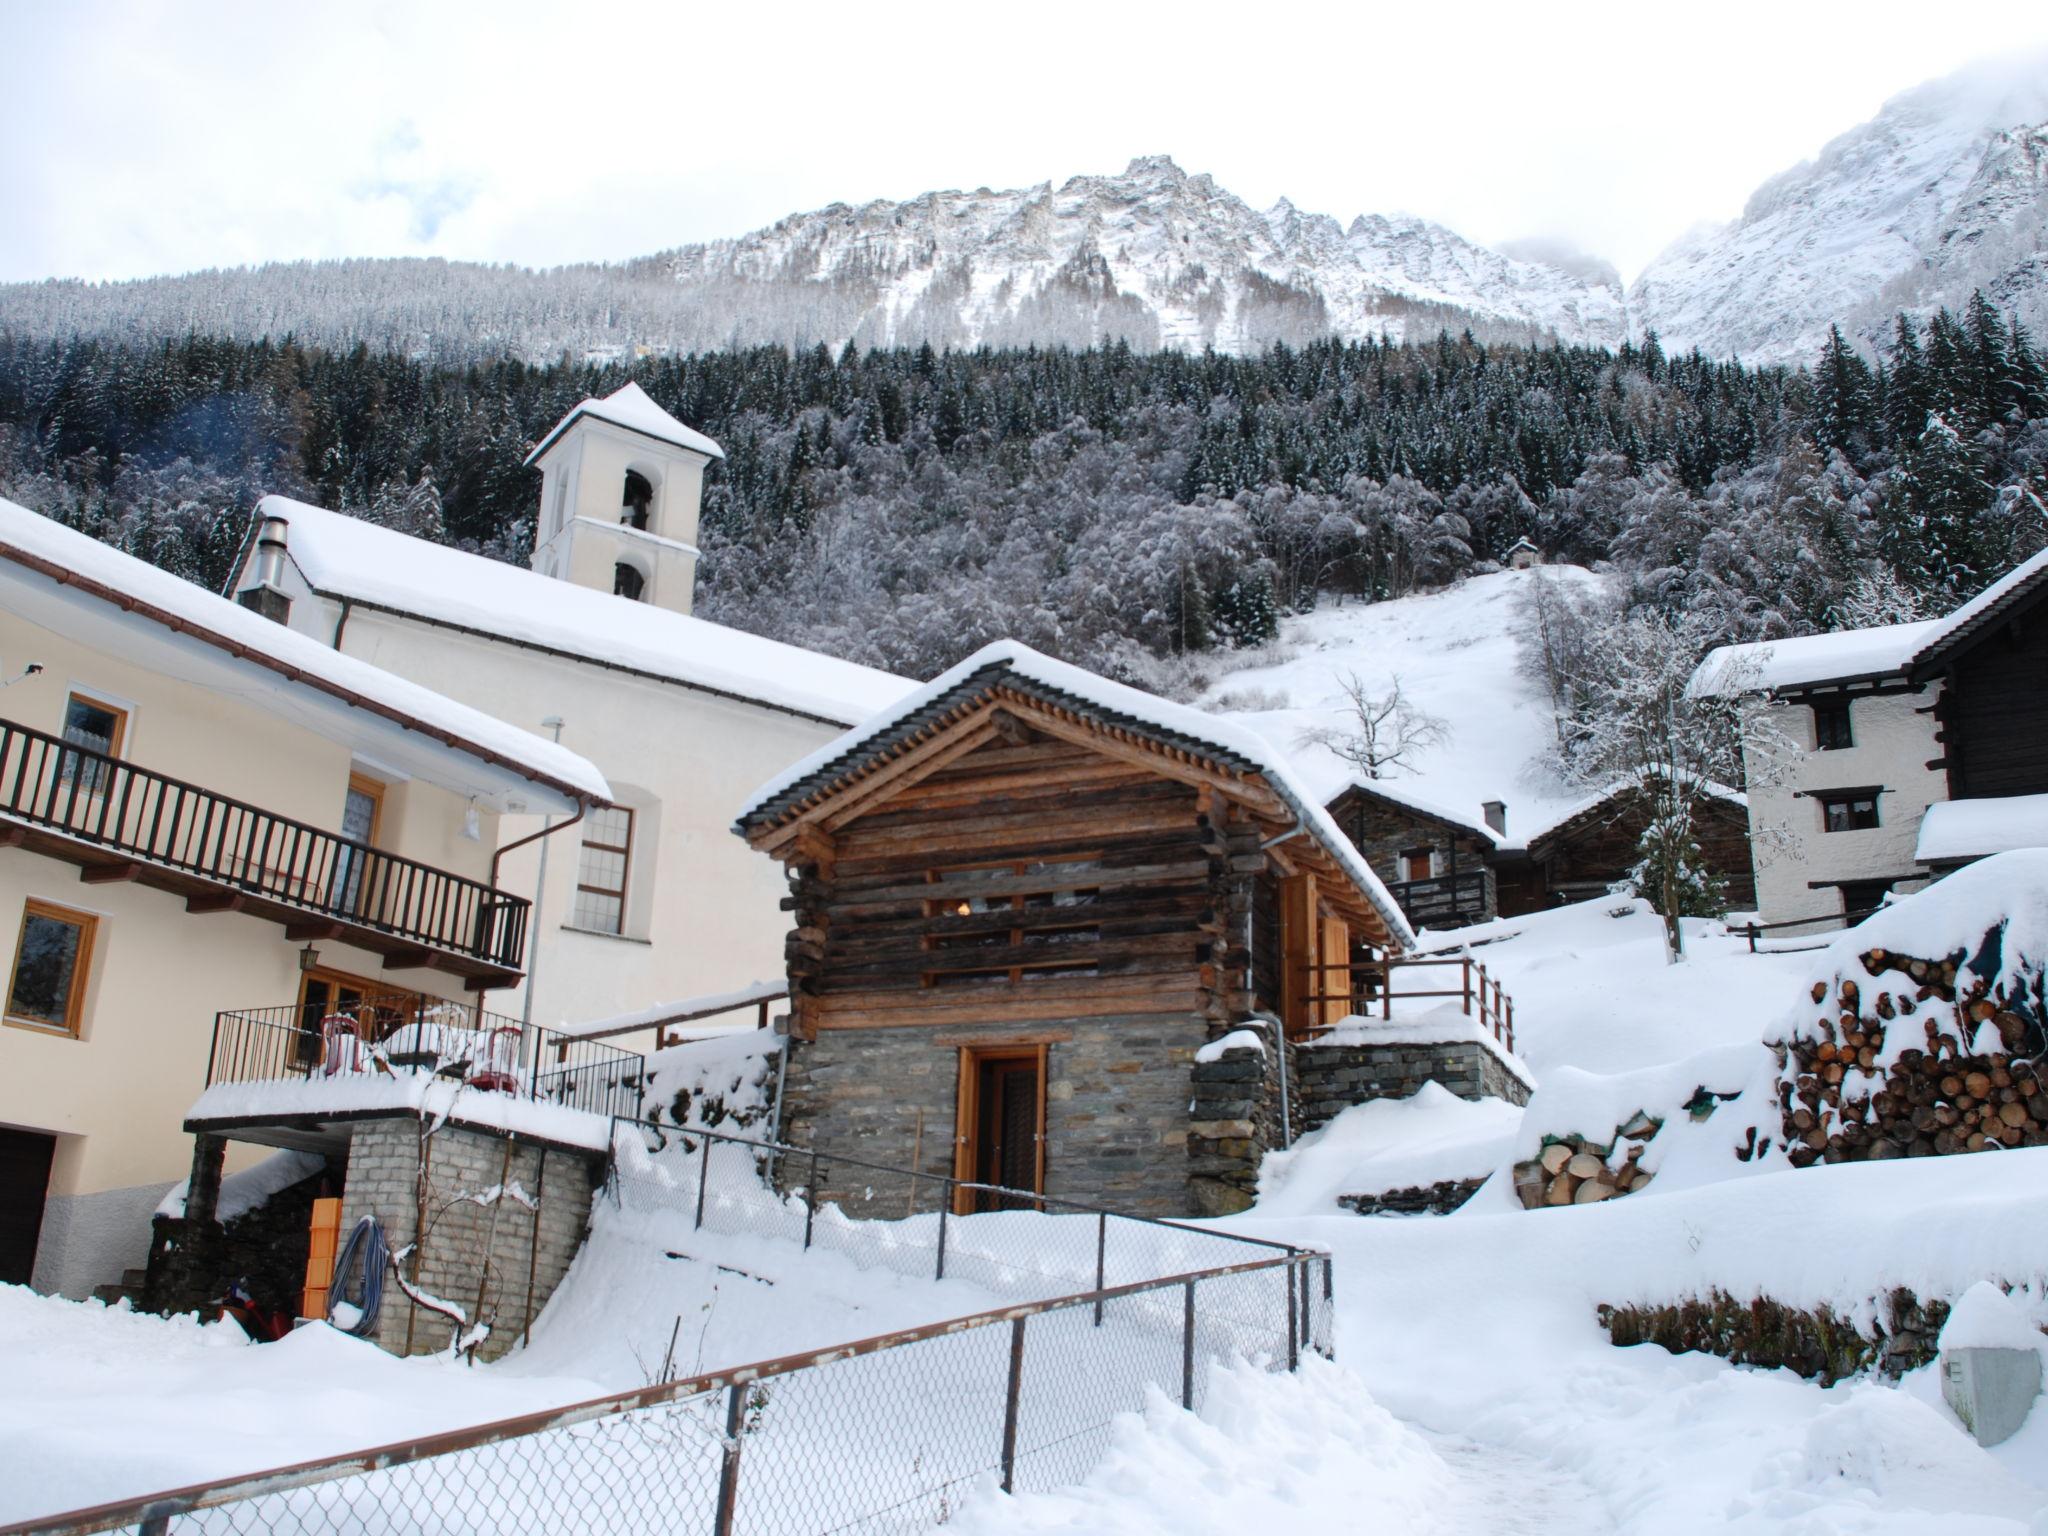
1323,775,1502,846
1686,621,1941,697
1915,793,2048,864
255,495,915,728
523,383,725,467
0,496,609,808
736,640,1417,950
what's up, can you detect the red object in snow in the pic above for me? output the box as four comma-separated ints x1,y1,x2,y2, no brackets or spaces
466,1024,523,1094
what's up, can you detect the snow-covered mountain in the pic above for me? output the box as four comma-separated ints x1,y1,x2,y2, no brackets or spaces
2,54,2043,366
655,155,1627,353
1629,53,2048,363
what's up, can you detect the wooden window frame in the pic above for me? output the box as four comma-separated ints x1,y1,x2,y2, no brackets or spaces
951,1042,1048,1215
573,805,635,936
1812,699,1854,752
6,899,98,1037
1817,789,1881,833
345,773,386,846
59,691,129,795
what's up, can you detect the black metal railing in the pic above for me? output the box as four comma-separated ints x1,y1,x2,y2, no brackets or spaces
203,998,645,1121
0,716,529,970
1386,866,1493,928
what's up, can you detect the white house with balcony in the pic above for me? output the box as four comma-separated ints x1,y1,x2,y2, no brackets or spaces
225,385,916,1040
0,495,609,1298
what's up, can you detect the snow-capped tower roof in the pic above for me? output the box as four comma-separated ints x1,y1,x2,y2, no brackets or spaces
523,382,725,468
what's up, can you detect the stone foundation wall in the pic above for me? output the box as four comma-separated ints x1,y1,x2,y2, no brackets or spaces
1598,1287,1954,1383
1295,1036,1531,1132
1338,1177,1486,1216
337,1116,601,1361
1186,1021,1297,1216
779,1014,1209,1219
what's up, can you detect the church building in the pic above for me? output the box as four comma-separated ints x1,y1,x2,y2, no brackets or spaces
226,385,914,1035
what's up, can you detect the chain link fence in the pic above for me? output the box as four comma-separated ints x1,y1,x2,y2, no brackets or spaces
9,1128,1331,1536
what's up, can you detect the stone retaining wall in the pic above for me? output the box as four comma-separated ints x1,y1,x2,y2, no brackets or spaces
337,1116,601,1361
1295,1036,1530,1132
1186,1021,1296,1216
1338,1177,1487,1216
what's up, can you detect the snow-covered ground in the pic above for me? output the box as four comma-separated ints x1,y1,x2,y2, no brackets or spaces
1205,566,1601,839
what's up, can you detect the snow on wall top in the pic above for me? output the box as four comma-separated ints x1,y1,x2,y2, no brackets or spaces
736,638,1417,951
1940,1280,2047,1354
0,495,609,805
259,495,915,728
1687,621,1942,697
523,382,725,466
1916,794,2048,864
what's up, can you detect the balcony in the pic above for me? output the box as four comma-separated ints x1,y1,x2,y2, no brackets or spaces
189,996,646,1152
0,716,530,987
1385,867,1493,930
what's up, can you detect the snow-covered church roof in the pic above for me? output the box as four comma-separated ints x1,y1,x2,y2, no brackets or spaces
0,496,610,808
523,383,725,467
737,639,1417,950
255,495,914,728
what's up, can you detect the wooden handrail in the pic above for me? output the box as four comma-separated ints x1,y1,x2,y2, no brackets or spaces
0,716,529,968
1296,952,1517,1053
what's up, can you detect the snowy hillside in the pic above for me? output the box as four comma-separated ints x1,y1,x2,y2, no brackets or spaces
1630,50,2048,364
1201,567,1598,843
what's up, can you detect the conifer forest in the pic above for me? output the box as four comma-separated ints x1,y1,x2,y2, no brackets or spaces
0,300,2042,685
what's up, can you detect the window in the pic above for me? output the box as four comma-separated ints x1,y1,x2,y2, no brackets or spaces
1819,791,1880,833
1399,848,1435,882
59,693,126,795
1813,700,1853,751
332,774,384,912
613,562,646,601
7,901,97,1035
572,805,634,934
1838,880,1893,920
622,470,654,531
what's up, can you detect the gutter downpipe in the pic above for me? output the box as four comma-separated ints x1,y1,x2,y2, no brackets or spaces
1255,816,1308,1148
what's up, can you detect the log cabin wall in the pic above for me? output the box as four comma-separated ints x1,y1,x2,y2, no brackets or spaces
1934,593,2048,800
776,732,1246,1217
1326,786,1498,929
1528,789,1757,912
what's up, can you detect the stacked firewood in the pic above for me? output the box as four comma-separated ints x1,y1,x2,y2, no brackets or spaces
1780,946,2048,1165
1512,1113,1660,1208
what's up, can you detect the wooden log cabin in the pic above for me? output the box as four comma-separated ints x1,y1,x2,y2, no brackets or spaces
734,642,1413,1218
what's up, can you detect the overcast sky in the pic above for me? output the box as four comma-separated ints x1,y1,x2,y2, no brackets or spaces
5,0,2047,287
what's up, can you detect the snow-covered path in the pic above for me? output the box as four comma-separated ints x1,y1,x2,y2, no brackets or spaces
1425,1436,1618,1535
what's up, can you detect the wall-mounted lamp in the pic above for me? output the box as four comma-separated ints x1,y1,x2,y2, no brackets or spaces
298,943,322,974
0,662,44,690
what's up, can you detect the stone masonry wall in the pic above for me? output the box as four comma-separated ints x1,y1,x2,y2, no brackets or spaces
1186,1020,1297,1216
1295,1037,1531,1132
780,1014,1209,1219
337,1116,601,1361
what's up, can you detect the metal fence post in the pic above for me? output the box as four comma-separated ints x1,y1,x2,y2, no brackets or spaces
803,1148,820,1250
935,1199,948,1280
712,1380,746,1536
694,1136,712,1231
1092,1212,1107,1327
1000,1316,1028,1494
1285,1261,1300,1372
1181,1280,1197,1411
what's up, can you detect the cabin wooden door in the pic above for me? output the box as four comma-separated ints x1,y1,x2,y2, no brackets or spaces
0,1128,56,1286
954,1045,1045,1213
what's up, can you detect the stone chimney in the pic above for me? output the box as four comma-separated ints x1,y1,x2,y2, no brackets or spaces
1482,800,1507,836
236,511,291,625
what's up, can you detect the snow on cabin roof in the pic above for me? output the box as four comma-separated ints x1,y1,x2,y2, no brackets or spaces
1506,772,1748,855
256,495,915,728
1323,775,1502,846
1906,545,2048,671
523,383,725,467
736,639,1418,950
0,496,609,808
1686,620,1942,697
1916,793,2048,864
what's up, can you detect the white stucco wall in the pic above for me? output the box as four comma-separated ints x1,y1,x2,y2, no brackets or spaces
1744,686,1947,927
313,606,837,1036
0,612,502,1296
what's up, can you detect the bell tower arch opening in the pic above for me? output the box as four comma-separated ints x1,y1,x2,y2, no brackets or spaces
622,470,655,531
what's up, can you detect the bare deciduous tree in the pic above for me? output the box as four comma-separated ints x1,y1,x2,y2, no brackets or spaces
1296,672,1451,780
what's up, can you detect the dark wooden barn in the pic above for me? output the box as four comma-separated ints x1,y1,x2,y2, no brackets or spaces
1494,781,1758,915
734,643,1412,1218
1912,550,2048,802
1323,778,1501,929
